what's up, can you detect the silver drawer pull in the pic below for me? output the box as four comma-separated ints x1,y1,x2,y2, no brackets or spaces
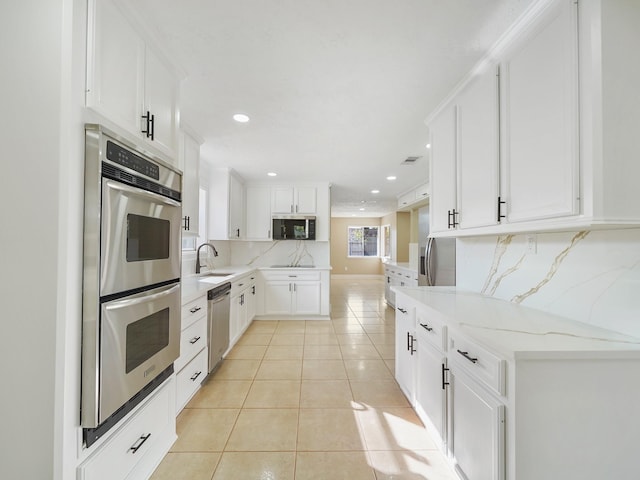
190,371,203,381
189,306,201,314
189,336,201,344
457,349,478,364
129,433,151,454
288,275,298,278
419,323,433,332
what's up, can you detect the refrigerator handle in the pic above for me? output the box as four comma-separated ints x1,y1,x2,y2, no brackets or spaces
425,238,434,286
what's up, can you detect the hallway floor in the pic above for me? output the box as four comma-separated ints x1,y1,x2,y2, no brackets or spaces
151,276,457,479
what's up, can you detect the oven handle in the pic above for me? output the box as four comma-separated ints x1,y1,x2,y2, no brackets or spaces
104,178,181,208
103,282,180,308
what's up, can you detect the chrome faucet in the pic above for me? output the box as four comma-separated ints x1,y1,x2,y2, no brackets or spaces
196,243,219,274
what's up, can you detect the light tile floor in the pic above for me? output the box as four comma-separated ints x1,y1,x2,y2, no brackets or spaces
151,276,458,480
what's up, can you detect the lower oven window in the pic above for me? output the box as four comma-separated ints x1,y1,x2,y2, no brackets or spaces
126,307,170,373
126,214,170,262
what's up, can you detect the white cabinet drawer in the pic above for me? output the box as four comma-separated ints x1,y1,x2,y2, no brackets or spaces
175,315,207,372
176,348,208,413
232,274,254,293
262,270,321,281
415,307,447,352
182,294,207,329
78,381,172,480
449,332,506,396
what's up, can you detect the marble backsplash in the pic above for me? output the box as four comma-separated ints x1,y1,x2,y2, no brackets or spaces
456,228,640,338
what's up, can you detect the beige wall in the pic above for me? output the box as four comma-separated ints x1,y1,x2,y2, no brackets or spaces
330,217,383,275
380,211,411,262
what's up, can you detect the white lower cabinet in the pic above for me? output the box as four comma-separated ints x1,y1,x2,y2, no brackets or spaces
258,269,330,319
78,378,176,480
175,349,208,413
176,293,208,414
415,336,447,448
394,288,640,480
449,367,505,480
394,302,416,403
229,274,256,346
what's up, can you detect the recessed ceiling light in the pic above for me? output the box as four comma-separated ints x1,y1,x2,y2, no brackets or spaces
387,176,396,181
371,189,380,194
267,172,277,177
425,143,431,149
233,113,250,123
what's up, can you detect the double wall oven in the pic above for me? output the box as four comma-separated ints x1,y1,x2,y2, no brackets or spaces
82,125,182,446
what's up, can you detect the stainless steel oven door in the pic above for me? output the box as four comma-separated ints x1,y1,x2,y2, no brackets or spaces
100,178,181,296
98,282,181,424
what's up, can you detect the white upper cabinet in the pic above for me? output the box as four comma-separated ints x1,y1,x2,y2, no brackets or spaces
272,186,317,214
208,168,244,240
501,0,579,223
457,64,500,229
427,0,640,236
245,185,272,241
86,0,180,160
179,127,202,235
429,104,457,234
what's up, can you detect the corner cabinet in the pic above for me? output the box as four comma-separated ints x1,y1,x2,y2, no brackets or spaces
245,185,272,240
427,0,640,236
208,168,245,240
86,0,180,160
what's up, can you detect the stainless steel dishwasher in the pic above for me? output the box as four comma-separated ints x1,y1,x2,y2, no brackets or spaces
207,282,231,374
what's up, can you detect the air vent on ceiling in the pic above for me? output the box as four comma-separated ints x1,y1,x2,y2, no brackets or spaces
401,156,421,165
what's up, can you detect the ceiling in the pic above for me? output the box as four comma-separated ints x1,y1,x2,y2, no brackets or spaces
124,0,534,217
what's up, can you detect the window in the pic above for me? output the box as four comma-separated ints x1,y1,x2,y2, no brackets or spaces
381,224,391,258
348,226,379,257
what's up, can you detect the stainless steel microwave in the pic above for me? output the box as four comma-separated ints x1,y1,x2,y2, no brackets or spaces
272,215,316,240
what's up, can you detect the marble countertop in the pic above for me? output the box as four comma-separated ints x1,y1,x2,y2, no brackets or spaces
182,265,332,303
383,261,416,272
392,286,640,359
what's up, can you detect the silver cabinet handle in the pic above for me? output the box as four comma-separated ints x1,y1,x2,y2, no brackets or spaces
129,433,151,454
419,323,433,332
189,336,201,344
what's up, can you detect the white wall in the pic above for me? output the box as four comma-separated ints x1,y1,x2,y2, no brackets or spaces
457,227,640,338
0,1,82,479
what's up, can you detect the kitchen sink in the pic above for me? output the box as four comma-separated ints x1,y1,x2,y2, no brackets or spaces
200,272,232,277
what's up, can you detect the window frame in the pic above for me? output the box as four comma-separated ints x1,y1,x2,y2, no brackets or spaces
347,225,380,258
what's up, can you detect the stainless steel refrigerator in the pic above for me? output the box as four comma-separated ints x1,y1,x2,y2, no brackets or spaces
418,206,456,286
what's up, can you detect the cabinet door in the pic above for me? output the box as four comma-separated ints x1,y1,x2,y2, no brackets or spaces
87,0,143,134
263,281,292,315
229,293,244,344
394,302,416,404
228,173,244,239
144,48,178,157
295,187,317,214
449,368,505,480
416,340,447,446
429,104,457,234
245,186,272,240
501,0,579,223
457,65,500,229
292,282,321,315
180,132,200,234
272,187,294,214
